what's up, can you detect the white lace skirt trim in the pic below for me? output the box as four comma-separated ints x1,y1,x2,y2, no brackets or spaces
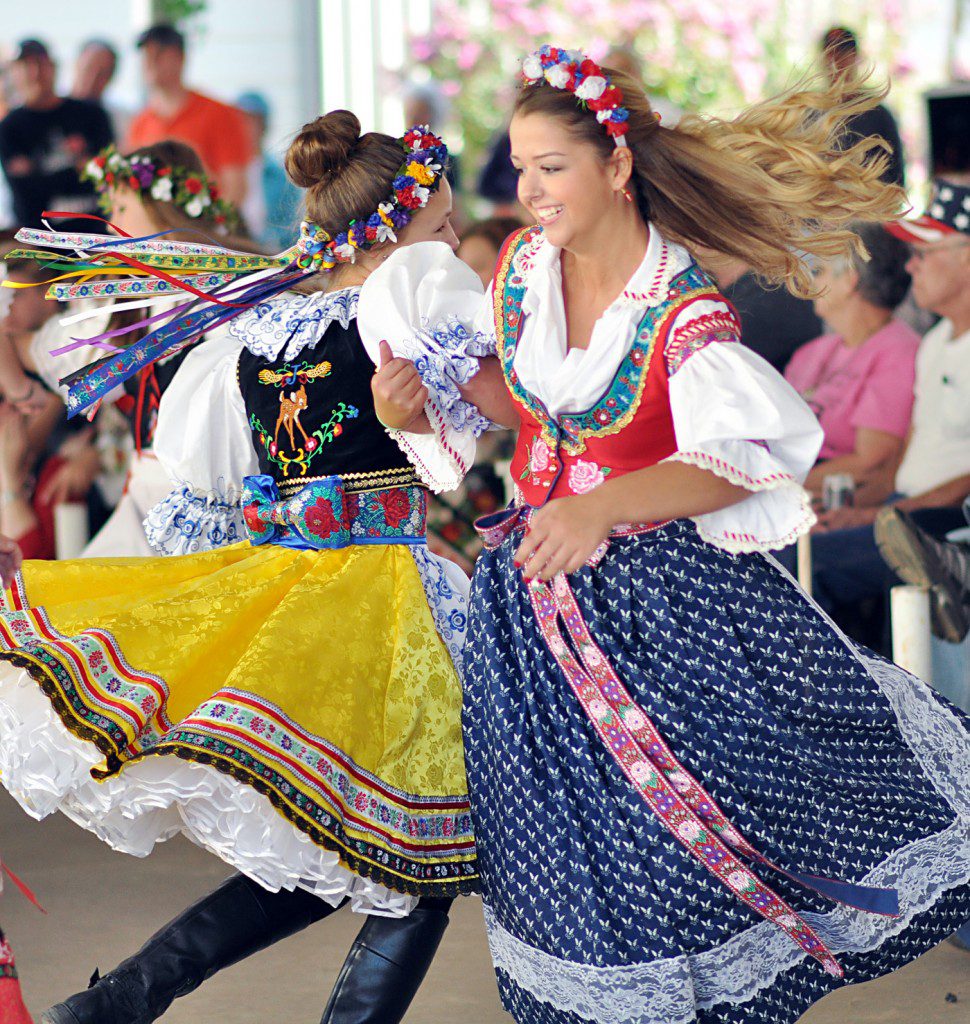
0,666,415,917
484,652,970,1023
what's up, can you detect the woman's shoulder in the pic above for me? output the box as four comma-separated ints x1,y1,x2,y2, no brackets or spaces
867,318,921,354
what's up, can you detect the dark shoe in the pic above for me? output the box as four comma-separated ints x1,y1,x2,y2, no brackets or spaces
875,506,970,643
320,896,452,1024
42,874,342,1024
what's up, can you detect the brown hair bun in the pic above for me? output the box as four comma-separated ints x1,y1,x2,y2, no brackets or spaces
285,110,362,189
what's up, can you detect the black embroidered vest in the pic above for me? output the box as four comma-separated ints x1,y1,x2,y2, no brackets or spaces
237,318,420,497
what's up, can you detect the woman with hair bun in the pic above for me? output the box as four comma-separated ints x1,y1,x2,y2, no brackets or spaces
0,110,497,1024
412,45,967,1024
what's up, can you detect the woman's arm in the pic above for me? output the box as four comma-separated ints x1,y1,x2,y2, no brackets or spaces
0,326,46,413
516,461,751,581
804,427,904,498
457,356,519,428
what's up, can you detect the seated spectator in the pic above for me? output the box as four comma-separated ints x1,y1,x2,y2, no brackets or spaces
785,221,919,499
126,24,252,207
821,26,905,187
876,500,970,643
794,181,970,634
0,389,99,561
457,215,525,287
713,257,824,373
0,39,113,231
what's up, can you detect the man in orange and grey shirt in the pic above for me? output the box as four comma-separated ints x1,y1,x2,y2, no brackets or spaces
126,23,253,207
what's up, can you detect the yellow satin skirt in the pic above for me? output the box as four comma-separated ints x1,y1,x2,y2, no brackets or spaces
0,541,477,898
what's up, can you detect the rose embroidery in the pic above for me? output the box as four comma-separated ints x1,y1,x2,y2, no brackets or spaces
304,496,342,540
568,459,610,494
243,502,268,534
530,436,551,473
375,489,411,529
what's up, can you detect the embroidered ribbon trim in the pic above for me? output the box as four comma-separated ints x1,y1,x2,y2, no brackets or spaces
526,575,844,977
242,474,427,551
474,505,899,977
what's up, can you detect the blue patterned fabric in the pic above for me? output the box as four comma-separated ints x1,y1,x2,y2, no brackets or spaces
462,519,970,1024
144,483,245,556
228,288,360,362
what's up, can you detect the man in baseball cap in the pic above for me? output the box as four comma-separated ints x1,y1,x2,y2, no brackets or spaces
887,179,970,244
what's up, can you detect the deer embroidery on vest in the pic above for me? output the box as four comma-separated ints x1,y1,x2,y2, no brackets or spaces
250,360,359,478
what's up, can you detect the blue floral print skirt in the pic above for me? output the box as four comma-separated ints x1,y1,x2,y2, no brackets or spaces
461,518,970,1024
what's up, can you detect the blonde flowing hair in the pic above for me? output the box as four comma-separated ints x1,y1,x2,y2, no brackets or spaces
515,70,907,297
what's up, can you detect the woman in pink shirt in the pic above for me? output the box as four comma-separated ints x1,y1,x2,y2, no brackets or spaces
785,221,919,500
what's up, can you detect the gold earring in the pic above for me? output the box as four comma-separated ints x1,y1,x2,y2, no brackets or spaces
621,188,634,203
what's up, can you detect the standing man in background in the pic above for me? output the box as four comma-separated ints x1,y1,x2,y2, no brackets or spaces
822,25,906,187
0,39,113,231
127,24,252,208
71,38,130,141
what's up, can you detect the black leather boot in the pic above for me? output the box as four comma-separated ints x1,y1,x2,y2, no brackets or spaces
319,896,452,1024
42,874,343,1024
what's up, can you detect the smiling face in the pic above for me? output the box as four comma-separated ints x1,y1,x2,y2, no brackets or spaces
510,111,625,250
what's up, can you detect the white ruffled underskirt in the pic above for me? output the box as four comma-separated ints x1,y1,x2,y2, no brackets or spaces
0,665,415,917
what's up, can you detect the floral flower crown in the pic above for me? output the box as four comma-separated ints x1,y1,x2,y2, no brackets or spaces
295,124,448,273
82,145,240,231
521,45,630,146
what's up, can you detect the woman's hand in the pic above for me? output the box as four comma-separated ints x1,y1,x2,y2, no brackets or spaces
0,534,22,589
371,340,428,430
812,505,879,532
514,492,614,582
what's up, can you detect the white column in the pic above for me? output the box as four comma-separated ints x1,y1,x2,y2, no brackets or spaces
891,585,934,683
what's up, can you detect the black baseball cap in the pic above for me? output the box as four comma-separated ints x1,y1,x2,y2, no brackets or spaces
13,39,52,62
135,23,185,52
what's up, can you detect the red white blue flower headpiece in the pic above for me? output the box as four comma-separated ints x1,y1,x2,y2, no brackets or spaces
295,124,448,272
521,45,630,147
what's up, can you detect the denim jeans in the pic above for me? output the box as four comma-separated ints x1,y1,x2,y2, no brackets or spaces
777,505,969,614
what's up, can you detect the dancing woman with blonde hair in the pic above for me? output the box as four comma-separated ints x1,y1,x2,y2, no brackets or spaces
422,46,968,1024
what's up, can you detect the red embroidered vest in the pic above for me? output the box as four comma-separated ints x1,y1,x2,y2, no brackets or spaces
494,227,724,506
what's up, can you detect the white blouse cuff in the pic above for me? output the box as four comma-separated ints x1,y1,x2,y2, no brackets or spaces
664,442,816,553
404,316,496,437
144,481,246,556
386,404,476,494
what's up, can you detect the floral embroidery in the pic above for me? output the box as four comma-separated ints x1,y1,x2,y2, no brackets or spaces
250,357,359,479
304,496,342,540
495,226,723,456
665,309,740,376
567,459,611,494
242,475,428,549
243,502,269,536
374,488,411,529
230,288,360,362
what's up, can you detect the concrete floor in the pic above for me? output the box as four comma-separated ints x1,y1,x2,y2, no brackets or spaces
0,790,966,1024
